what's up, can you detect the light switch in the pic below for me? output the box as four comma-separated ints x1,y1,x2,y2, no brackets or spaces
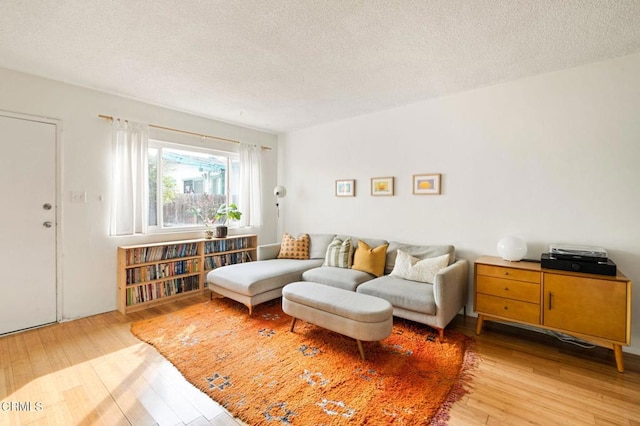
71,191,87,203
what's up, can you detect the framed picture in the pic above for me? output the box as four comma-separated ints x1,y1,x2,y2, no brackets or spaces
335,179,355,197
413,173,441,195
371,177,394,196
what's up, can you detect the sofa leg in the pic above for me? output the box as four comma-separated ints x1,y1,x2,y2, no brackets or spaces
289,317,297,332
209,291,223,300
438,328,444,340
356,340,366,360
248,305,253,316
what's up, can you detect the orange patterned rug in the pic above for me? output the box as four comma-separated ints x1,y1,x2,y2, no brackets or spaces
131,298,477,425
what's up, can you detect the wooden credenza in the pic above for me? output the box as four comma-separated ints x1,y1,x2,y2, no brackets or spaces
474,256,632,372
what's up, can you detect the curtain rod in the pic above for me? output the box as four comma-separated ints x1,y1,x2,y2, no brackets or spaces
98,114,271,150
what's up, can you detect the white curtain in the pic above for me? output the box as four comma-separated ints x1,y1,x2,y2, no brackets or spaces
109,120,149,236
239,142,263,227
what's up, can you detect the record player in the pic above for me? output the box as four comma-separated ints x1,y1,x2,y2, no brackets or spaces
549,244,608,263
542,244,616,276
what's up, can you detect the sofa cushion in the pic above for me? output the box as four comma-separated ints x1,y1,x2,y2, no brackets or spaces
357,276,436,315
309,233,337,259
335,236,388,250
385,242,455,275
390,251,450,283
207,258,324,296
323,237,353,268
356,237,389,251
352,240,388,277
302,266,374,291
277,233,310,259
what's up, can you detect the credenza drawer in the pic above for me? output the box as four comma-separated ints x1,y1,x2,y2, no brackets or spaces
476,293,541,324
476,264,540,283
476,275,540,304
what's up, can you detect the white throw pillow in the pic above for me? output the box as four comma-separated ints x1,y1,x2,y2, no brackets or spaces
390,250,450,283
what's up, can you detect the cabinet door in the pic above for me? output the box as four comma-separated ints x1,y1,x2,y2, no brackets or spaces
543,274,627,342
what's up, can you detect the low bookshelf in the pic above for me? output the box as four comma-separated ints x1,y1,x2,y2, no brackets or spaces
117,234,257,314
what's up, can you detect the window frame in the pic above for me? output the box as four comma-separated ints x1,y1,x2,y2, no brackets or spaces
147,138,239,234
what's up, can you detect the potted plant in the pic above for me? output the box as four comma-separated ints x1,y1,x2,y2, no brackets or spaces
202,217,215,239
186,194,221,239
214,203,242,238
185,208,216,239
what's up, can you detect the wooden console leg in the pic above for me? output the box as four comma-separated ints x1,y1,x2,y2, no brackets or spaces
613,344,624,373
475,314,485,335
356,340,365,360
289,317,297,332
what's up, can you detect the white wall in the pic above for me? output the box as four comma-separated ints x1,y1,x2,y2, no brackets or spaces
278,53,640,355
0,67,279,320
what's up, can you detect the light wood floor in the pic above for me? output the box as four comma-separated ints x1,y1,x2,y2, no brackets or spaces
1,296,638,426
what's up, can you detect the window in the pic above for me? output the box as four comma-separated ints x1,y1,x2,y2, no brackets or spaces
148,140,239,230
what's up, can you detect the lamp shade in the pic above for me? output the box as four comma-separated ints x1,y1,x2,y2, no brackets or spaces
497,236,527,261
274,185,287,198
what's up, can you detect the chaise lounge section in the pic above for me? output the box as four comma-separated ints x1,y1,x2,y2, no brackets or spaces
207,233,333,314
206,257,323,315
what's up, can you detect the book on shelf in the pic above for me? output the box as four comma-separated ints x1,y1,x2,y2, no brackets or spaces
126,242,199,265
204,251,252,271
125,259,200,285
127,276,200,305
204,236,251,254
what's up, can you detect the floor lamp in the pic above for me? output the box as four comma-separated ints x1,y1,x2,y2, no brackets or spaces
274,185,287,218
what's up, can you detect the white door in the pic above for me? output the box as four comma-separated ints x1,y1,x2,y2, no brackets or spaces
0,112,57,334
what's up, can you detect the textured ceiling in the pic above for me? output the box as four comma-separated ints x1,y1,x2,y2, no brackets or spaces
1,1,640,133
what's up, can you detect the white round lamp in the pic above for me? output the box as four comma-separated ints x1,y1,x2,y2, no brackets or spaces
273,185,287,198
497,236,527,261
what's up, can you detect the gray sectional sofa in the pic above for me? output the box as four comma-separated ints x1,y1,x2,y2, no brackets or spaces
206,233,469,338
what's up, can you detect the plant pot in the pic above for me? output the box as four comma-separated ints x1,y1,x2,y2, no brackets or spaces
205,230,214,239
215,226,228,238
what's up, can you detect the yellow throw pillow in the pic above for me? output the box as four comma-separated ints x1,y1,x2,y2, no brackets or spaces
277,233,310,260
352,240,388,277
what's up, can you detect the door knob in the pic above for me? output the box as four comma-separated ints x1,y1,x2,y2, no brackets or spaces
43,221,53,228
43,203,52,210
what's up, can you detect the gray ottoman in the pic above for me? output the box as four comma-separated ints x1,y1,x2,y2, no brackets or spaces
282,281,393,360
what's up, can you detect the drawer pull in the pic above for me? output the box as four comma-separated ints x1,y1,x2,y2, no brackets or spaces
504,306,508,310
504,287,509,291
504,272,509,275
